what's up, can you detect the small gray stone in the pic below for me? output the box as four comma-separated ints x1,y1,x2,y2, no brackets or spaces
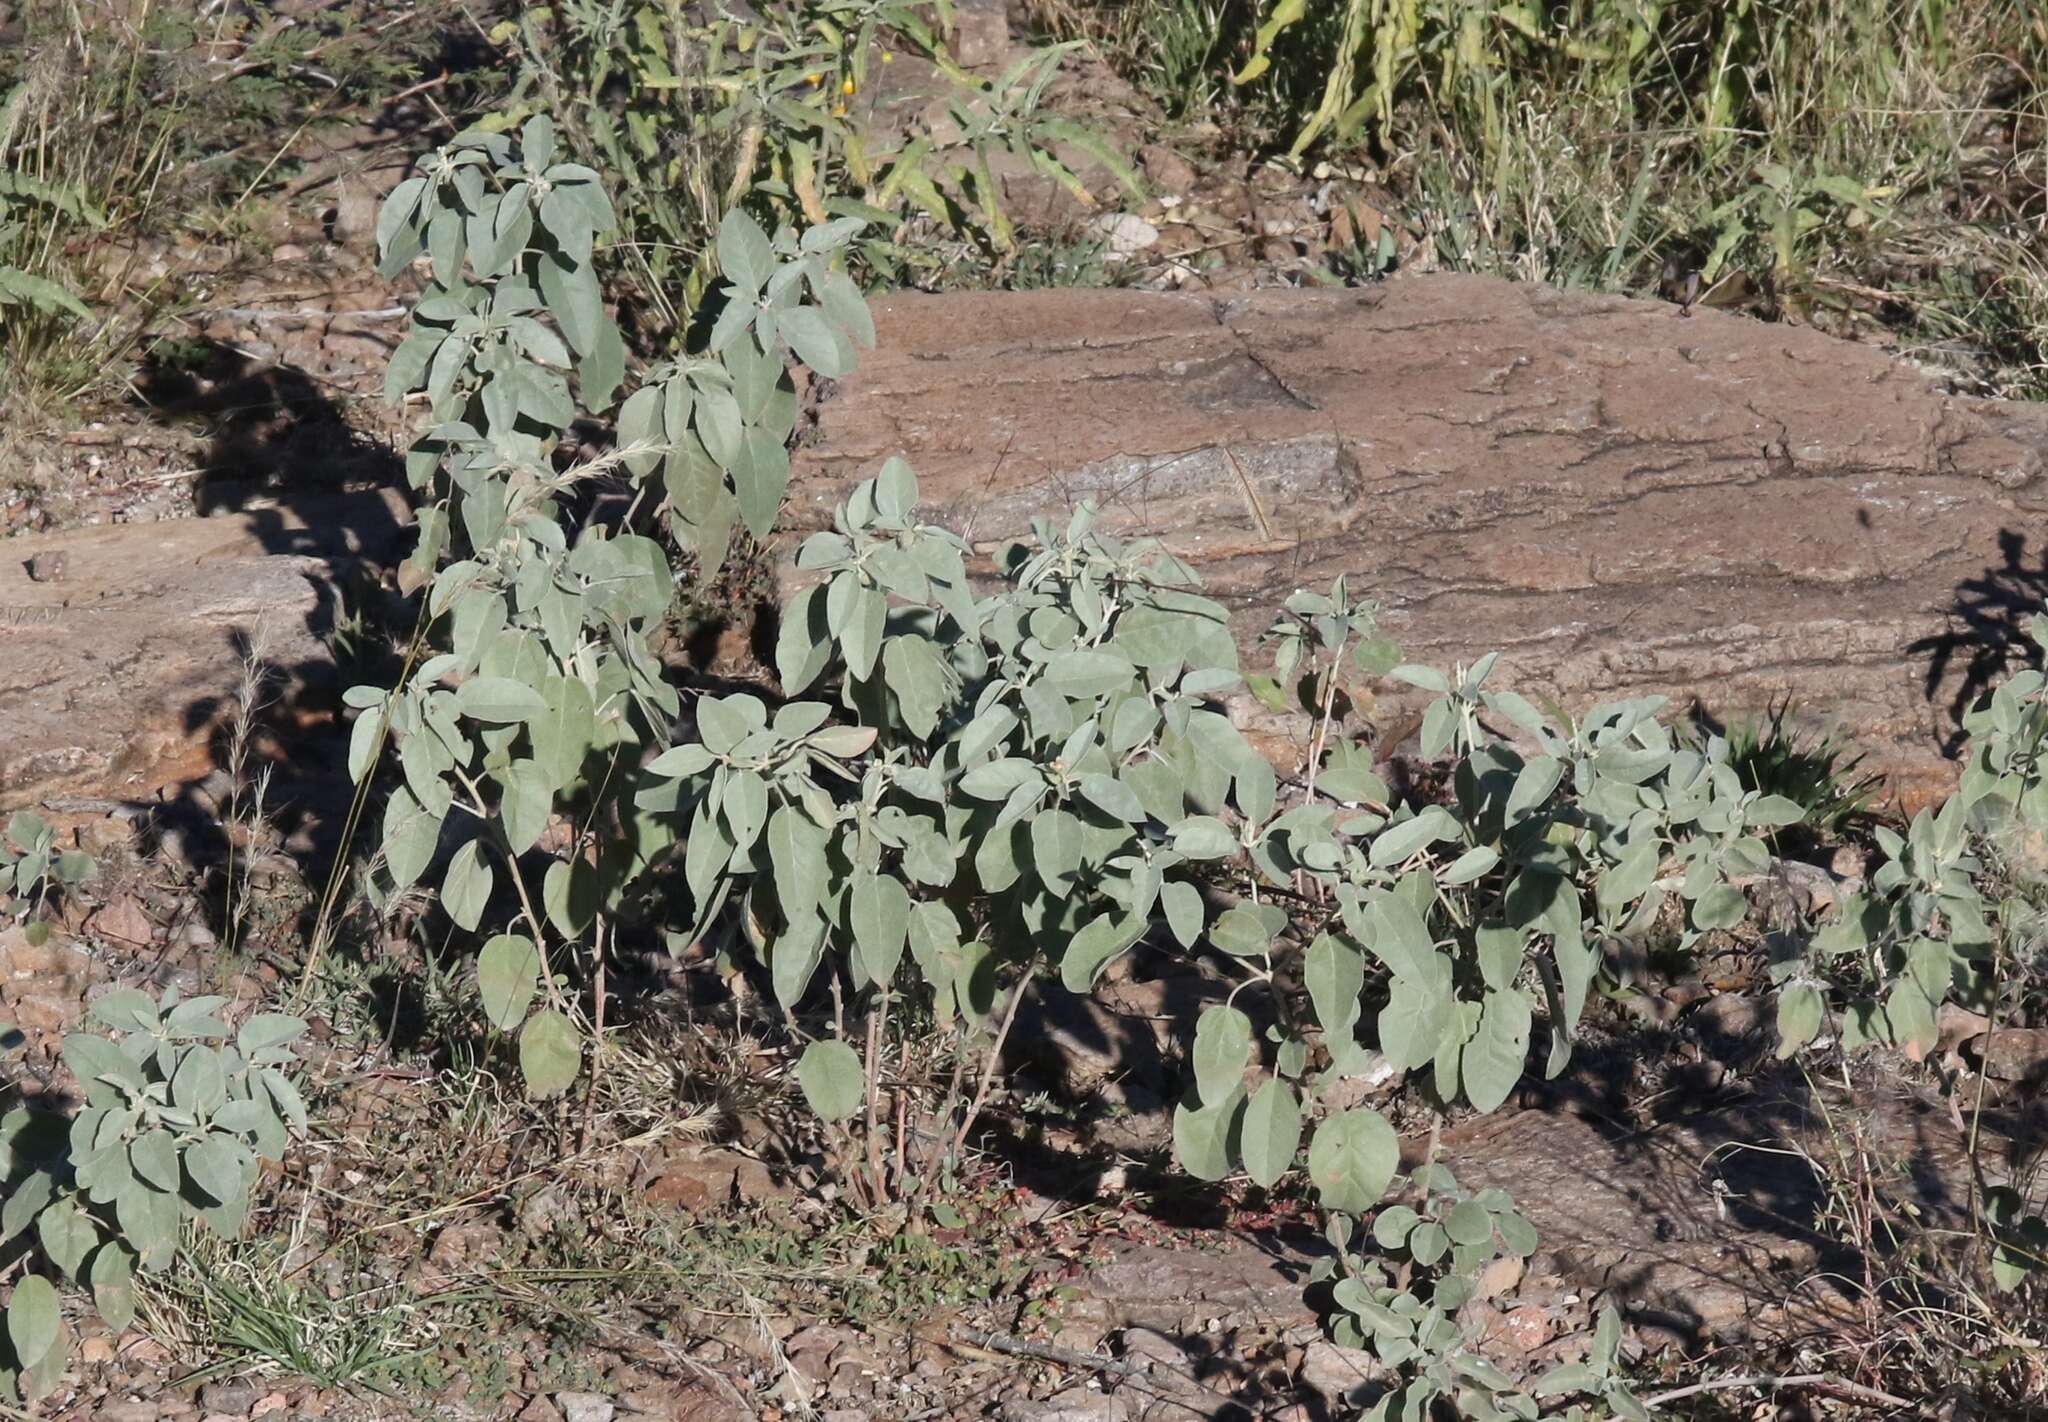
948,0,1010,67
199,1377,260,1414
24,549,66,583
554,1393,616,1422
1088,213,1159,258
518,1183,583,1238
1118,1326,1189,1372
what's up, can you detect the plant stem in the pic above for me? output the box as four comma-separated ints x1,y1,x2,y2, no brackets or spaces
946,957,1037,1170
1302,630,1348,810
1963,917,2003,1256
486,828,558,1006
893,1034,912,1200
908,1034,974,1216
581,914,608,1154
298,591,435,1008
956,1327,1140,1377
1642,1372,1922,1413
864,988,889,1199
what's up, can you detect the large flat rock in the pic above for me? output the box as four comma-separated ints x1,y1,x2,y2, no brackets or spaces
791,274,2048,807
0,491,406,809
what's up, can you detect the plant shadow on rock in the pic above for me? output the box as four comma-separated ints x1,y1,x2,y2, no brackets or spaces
993,941,1247,1201
1510,1017,2020,1349
121,338,412,956
1910,528,2048,756
134,339,400,515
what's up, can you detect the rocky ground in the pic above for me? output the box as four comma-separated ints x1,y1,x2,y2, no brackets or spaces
3,845,2043,1422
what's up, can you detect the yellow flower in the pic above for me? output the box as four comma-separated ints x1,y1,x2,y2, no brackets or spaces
805,72,822,85
831,104,848,117
881,50,893,63
841,77,856,95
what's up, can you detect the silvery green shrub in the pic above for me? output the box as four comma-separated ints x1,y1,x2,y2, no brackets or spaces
359,126,1823,1415
356,117,873,1098
0,990,307,1402
1317,1166,1647,1421
1766,613,2048,1291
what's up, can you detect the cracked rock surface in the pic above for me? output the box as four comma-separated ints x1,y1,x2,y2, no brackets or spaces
792,272,2048,807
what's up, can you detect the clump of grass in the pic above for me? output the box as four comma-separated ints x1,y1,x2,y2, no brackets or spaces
1398,1,2048,395
1023,0,1238,119
150,1234,432,1393
1685,698,1883,844
1725,698,1883,839
0,2,474,420
1037,0,2048,400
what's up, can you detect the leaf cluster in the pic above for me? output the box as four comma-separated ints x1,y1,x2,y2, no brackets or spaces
0,990,307,1402
361,120,874,1101
1311,1164,1644,1421
0,812,96,944
1773,615,2048,1071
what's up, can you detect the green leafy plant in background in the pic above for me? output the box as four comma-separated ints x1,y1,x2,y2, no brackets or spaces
0,990,308,1403
491,0,1136,341
0,811,97,947
1694,159,1888,293
1221,0,1899,303
1223,0,1917,171
0,43,131,410
0,170,98,322
1043,0,2046,396
0,0,461,415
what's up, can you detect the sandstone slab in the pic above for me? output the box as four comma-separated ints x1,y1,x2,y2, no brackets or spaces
0,491,407,810
792,274,2048,807
1082,1238,1319,1334
1434,1109,1823,1344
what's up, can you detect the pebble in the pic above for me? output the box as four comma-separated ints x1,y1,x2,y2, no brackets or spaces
1087,212,1160,258
1500,1303,1553,1352
1475,1252,1525,1300
555,1392,616,1422
1137,144,1197,193
200,1378,260,1415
